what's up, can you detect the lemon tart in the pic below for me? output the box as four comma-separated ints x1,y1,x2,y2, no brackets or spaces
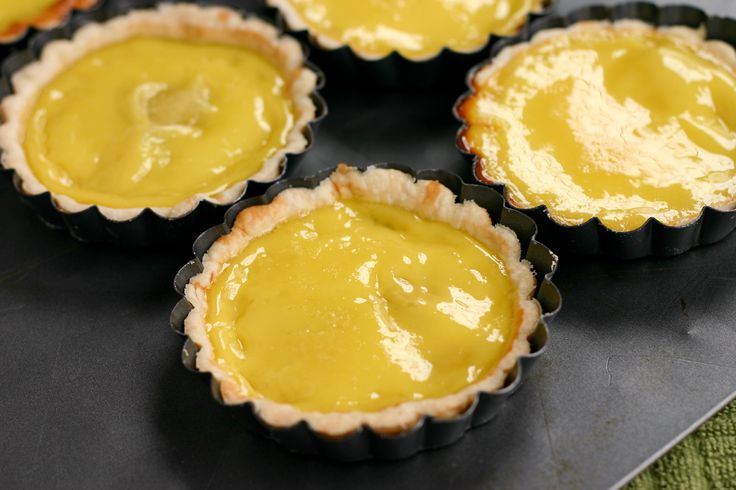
182,165,542,436
268,0,547,61
457,21,736,233
0,4,320,222
0,0,96,43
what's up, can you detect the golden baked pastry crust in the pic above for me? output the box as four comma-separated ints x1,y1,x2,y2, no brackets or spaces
183,164,542,436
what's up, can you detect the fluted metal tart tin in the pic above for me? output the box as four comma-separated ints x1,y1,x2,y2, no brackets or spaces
169,164,561,462
266,1,554,90
0,0,327,247
455,2,736,260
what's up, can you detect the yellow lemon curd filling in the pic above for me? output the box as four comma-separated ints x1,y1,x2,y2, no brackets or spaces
280,0,544,59
205,200,522,413
0,0,57,33
24,37,295,209
461,25,736,231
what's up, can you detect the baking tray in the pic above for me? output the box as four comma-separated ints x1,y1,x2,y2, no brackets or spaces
0,0,735,488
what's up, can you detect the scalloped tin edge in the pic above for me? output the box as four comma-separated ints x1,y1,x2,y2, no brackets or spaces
264,0,555,89
0,0,328,247
169,163,562,462
454,1,736,260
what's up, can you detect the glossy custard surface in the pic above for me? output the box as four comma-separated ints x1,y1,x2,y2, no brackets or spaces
205,200,521,412
0,0,57,32
281,0,543,59
462,25,736,231
24,37,295,209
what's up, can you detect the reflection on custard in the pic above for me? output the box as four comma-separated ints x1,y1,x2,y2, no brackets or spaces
0,0,57,32
24,37,295,209
460,23,736,231
204,200,520,412
278,0,544,59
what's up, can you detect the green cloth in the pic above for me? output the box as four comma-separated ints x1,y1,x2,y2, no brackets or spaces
626,401,736,489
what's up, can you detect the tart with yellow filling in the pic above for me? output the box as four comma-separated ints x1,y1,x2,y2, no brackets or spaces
0,0,97,43
0,4,321,224
457,20,736,235
268,0,547,61
181,165,546,438
267,0,549,88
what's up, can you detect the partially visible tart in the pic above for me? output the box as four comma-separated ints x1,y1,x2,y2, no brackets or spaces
0,0,97,43
458,21,736,232
183,165,541,436
268,0,547,60
0,4,319,221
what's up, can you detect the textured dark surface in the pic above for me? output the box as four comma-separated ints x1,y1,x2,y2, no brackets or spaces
627,401,736,489
1,0,735,489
